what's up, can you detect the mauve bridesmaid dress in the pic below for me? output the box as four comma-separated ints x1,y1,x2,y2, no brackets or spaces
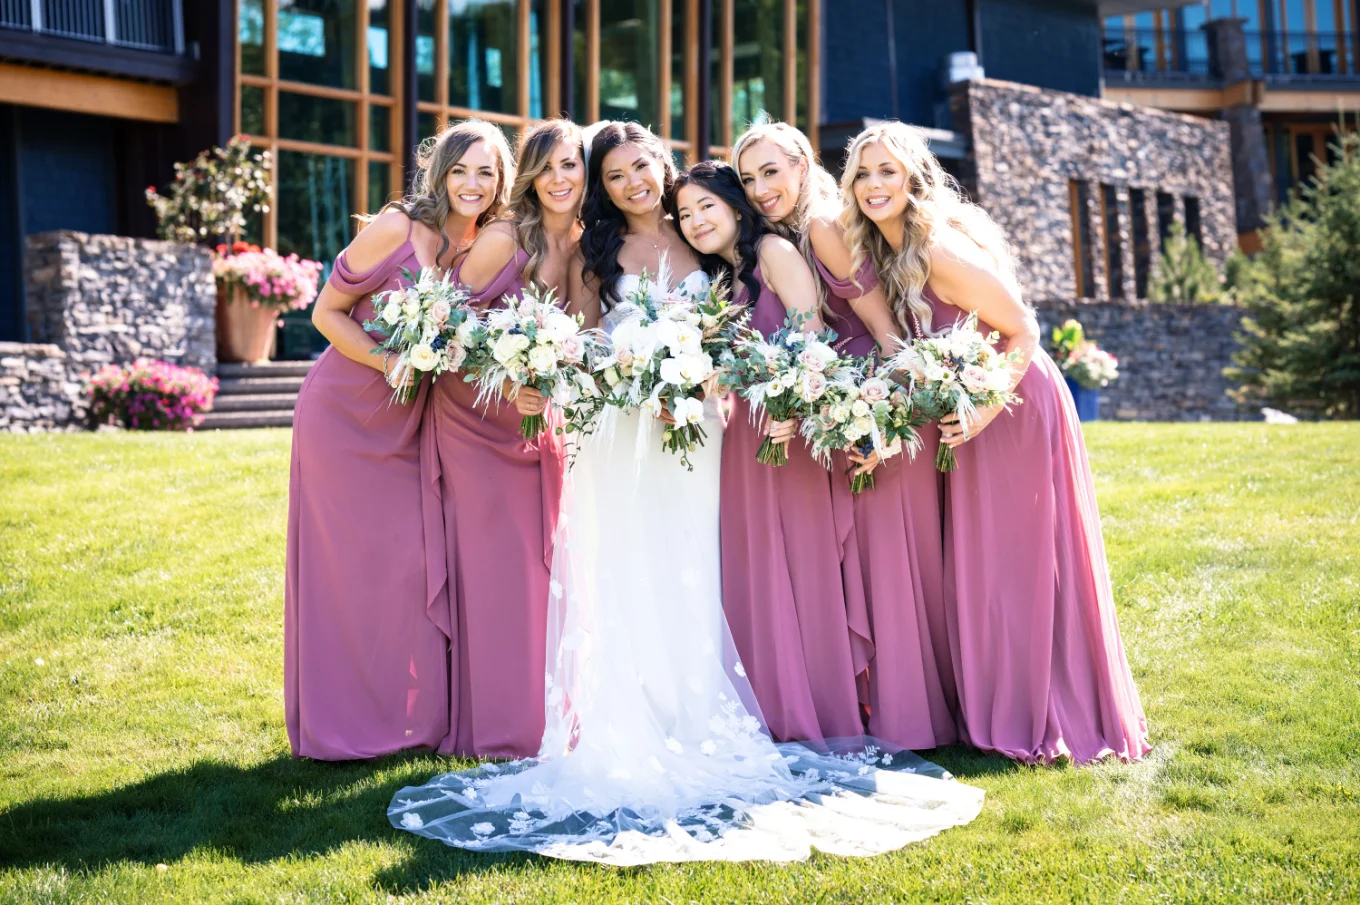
422,247,566,759
285,220,450,760
719,259,868,743
813,257,959,750
923,287,1150,764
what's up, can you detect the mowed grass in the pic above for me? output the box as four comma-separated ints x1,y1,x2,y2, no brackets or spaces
0,424,1357,904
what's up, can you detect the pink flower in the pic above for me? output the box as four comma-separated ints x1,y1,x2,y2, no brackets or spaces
796,349,827,372
431,300,452,326
960,364,989,393
859,377,890,404
560,334,586,363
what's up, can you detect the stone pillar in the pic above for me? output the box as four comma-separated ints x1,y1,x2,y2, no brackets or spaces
1204,17,1273,234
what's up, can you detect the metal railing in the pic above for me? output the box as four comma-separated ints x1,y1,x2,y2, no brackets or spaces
0,0,184,54
1252,30,1359,78
1103,28,1211,77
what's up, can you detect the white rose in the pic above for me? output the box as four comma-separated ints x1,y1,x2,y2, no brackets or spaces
831,404,851,423
409,343,439,371
381,301,402,324
528,344,558,372
492,334,521,364
456,317,480,345
853,416,874,434
512,333,532,352
542,311,577,343
401,298,421,319
851,399,870,418
602,366,621,387
843,423,863,442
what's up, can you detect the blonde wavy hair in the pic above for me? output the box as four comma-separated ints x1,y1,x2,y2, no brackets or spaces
501,118,582,291
732,121,838,318
838,121,1019,336
370,119,515,265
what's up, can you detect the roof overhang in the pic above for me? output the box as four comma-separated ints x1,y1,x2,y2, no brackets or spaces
1097,0,1201,15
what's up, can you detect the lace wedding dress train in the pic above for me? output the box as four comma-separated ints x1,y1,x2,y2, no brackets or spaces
388,272,984,865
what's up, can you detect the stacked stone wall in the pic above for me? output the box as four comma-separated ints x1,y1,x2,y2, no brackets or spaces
1034,300,1246,421
3,232,216,432
954,79,1237,304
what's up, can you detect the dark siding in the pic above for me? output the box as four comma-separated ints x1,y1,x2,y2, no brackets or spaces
0,106,19,340
977,0,1101,97
18,108,119,237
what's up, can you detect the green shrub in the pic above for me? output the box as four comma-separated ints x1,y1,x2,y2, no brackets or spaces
1149,220,1226,304
1226,129,1360,419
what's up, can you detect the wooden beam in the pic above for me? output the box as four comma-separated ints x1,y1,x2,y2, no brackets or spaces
436,0,450,111
265,0,279,249
356,0,370,218
685,0,699,161
659,0,672,139
808,0,819,152
783,0,796,124
547,0,561,116
0,63,179,123
518,0,531,122
720,0,733,148
587,0,600,122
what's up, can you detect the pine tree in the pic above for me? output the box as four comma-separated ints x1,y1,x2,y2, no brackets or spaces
1148,220,1224,304
1226,129,1360,418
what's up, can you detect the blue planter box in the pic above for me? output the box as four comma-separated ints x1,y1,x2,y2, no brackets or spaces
1065,376,1101,422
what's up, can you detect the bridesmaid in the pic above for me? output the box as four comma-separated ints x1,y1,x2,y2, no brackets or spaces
424,119,579,759
734,122,958,750
670,161,864,743
841,121,1150,764
286,120,511,760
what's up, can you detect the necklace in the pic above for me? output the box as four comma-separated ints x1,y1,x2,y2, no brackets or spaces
628,233,662,255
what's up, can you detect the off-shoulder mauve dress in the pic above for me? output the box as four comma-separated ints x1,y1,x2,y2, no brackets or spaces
924,287,1150,764
422,247,567,759
285,219,450,760
719,261,869,743
813,257,959,750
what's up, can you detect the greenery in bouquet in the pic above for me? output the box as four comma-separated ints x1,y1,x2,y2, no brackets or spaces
801,358,927,493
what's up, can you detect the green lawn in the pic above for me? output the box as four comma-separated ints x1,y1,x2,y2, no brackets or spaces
1,424,1357,904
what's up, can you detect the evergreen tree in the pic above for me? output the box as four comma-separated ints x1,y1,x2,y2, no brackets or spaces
1227,129,1360,418
1148,220,1224,304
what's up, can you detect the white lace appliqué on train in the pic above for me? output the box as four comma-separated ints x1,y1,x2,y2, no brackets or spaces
387,271,985,865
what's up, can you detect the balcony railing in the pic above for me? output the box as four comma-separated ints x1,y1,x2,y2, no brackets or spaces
1104,28,1360,80
0,0,183,54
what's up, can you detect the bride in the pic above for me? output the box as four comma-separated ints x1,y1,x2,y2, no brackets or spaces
388,122,984,865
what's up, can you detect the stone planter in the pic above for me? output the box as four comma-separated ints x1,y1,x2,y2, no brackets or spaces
1065,376,1101,422
216,284,278,364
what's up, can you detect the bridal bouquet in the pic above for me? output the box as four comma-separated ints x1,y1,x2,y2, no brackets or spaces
594,272,745,469
364,266,476,404
458,285,603,440
886,311,1022,472
722,316,854,466
802,360,928,492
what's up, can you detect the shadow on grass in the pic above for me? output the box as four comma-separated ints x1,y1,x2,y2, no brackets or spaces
0,752,546,883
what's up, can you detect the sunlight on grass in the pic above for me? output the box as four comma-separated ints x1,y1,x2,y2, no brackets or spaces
1,425,1357,903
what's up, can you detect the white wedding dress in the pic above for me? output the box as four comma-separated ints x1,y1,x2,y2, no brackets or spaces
388,271,984,865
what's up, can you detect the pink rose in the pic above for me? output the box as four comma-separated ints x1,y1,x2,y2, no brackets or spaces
560,334,586,363
796,349,826,372
799,370,828,402
446,343,468,370
961,364,989,393
431,300,451,326
860,377,889,404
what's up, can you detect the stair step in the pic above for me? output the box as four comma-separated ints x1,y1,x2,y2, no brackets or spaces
215,375,307,394
210,393,300,412
198,410,295,430
216,360,317,379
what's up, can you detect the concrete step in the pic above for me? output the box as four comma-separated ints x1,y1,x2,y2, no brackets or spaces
215,375,307,395
210,393,300,413
216,360,317,379
198,409,294,430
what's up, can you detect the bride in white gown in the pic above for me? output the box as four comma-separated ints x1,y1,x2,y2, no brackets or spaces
387,122,984,865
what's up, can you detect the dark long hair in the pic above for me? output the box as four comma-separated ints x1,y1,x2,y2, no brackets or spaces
580,121,678,311
667,161,765,303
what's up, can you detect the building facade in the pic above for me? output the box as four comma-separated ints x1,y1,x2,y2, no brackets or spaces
0,0,1298,356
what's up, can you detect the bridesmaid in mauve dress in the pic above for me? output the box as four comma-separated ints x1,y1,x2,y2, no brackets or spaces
735,122,958,750
423,119,581,759
671,161,865,743
841,121,1150,764
286,121,512,760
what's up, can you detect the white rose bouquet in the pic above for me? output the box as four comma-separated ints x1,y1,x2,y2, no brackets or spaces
802,359,928,492
458,285,603,440
590,270,745,470
364,266,475,404
886,311,1022,472
721,315,854,466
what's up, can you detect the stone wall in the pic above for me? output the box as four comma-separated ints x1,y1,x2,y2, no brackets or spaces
25,231,216,374
953,79,1236,304
3,232,216,432
1034,300,1246,421
0,343,84,432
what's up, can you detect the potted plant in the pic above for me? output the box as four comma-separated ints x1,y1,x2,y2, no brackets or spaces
211,242,324,363
1051,319,1119,421
147,137,319,363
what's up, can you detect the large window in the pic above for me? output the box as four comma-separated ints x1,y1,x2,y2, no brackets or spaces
709,0,815,158
418,0,554,142
237,0,401,357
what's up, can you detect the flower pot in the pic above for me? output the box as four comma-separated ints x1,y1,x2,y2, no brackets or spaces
1065,376,1100,422
216,284,278,363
